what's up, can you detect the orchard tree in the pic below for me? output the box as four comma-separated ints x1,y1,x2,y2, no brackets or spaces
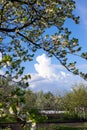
63,83,87,119
35,91,46,110
25,90,37,109
0,0,87,85
35,91,55,110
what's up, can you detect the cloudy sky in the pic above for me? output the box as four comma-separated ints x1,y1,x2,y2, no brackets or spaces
28,0,87,94
1,0,87,94
29,53,87,94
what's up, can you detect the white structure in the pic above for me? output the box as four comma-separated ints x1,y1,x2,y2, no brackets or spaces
40,110,66,114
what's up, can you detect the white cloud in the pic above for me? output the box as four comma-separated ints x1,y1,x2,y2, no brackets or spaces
29,54,82,94
34,54,70,81
34,54,55,79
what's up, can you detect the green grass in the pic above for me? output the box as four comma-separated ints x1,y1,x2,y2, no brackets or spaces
36,127,87,130
36,125,87,130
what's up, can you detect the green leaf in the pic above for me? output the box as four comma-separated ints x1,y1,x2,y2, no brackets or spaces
73,69,79,75
0,102,3,108
2,55,12,62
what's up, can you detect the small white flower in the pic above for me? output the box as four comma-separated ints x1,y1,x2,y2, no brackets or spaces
58,35,62,39
31,122,36,130
51,36,58,40
7,61,11,66
9,107,14,114
73,42,77,46
51,35,62,41
15,29,19,33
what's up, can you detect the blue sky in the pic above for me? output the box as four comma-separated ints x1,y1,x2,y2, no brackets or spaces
27,0,87,94
1,0,87,94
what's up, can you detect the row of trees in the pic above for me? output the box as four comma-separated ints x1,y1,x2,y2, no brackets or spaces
1,77,87,124
24,83,87,122
32,84,87,118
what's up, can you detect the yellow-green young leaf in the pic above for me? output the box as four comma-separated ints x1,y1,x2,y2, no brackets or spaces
2,55,12,62
0,102,3,108
0,37,3,42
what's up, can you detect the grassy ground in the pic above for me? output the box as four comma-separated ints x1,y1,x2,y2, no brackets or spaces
53,122,87,128
1,123,87,130
36,123,87,130
36,127,87,130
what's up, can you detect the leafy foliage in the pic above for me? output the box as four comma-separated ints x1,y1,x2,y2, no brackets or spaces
0,77,46,124
0,77,26,123
0,0,87,86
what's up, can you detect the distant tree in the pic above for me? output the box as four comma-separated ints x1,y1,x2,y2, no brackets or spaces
63,83,87,119
35,91,46,110
25,90,37,109
53,95,65,111
35,91,63,110
0,0,87,86
43,92,55,110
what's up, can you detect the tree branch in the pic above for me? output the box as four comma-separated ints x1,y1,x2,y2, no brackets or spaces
0,17,40,32
9,0,36,5
17,32,41,48
10,0,28,5
17,32,78,76
53,53,73,73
